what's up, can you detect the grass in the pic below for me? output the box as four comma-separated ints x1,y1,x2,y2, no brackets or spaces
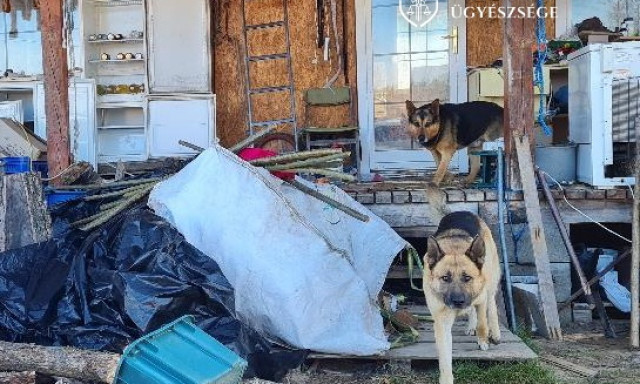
515,324,541,354
453,361,556,384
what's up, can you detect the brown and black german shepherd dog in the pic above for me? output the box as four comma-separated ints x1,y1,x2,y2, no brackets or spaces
406,99,503,186
423,211,502,384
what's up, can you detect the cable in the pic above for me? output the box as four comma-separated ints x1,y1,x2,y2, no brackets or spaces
629,184,635,200
542,171,632,244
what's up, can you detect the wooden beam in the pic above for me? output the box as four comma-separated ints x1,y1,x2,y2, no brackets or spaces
503,0,536,188
631,117,640,349
514,135,562,340
40,0,71,183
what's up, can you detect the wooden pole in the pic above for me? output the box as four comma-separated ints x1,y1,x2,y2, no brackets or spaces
40,0,71,184
503,0,536,189
631,118,640,349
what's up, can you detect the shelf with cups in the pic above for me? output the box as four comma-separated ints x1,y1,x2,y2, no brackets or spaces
89,59,146,63
87,38,144,44
91,0,144,7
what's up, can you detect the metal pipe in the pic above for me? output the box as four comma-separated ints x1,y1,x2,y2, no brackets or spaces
497,147,517,331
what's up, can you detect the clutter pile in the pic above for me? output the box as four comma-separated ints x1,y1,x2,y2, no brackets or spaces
0,137,408,383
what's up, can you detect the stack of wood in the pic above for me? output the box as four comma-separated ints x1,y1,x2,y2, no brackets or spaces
248,148,354,182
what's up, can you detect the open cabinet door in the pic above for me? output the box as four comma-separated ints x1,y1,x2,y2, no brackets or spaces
146,0,211,94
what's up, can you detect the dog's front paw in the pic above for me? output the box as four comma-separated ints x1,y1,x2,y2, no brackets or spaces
478,340,489,351
489,335,501,345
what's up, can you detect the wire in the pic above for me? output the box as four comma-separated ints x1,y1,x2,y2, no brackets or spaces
629,184,635,200
542,171,633,244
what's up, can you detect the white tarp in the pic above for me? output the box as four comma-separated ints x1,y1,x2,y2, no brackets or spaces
148,145,407,355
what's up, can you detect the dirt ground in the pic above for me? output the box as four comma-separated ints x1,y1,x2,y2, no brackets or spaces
268,320,639,384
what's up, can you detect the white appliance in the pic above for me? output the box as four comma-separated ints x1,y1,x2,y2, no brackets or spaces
568,42,640,188
77,0,216,163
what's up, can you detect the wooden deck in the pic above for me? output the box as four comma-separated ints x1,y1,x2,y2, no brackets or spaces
308,307,537,363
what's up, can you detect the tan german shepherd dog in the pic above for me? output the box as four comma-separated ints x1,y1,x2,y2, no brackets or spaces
406,99,503,186
423,211,502,384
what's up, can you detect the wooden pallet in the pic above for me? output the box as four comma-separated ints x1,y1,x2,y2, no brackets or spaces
308,307,537,364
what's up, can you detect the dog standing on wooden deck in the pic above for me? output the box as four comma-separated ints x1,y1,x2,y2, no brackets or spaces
405,99,503,186
423,211,502,384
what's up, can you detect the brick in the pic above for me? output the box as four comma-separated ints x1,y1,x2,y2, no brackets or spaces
446,189,465,202
375,191,392,204
410,189,428,203
606,189,627,200
464,189,485,202
392,190,410,204
550,189,563,200
483,189,498,201
585,189,606,200
564,188,586,200
356,193,374,205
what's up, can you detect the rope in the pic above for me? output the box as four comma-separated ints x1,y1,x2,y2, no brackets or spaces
535,0,552,136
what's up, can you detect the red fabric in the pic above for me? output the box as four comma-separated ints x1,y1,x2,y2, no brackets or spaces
238,148,296,181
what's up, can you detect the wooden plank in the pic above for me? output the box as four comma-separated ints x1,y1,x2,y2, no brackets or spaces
503,0,536,188
539,356,599,378
310,341,536,361
40,0,71,183
632,116,640,348
0,173,52,253
514,135,562,340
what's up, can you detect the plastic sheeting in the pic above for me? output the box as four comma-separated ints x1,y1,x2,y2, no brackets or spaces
0,204,305,381
149,145,408,356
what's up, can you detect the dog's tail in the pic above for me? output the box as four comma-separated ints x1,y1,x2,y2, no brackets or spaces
425,184,450,223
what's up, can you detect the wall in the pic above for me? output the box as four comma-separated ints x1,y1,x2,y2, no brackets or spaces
213,0,357,148
466,0,557,68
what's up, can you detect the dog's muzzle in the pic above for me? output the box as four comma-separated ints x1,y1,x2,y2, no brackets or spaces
418,135,427,146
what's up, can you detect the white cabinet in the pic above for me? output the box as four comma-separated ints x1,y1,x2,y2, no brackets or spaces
34,80,97,166
148,96,215,156
146,0,211,94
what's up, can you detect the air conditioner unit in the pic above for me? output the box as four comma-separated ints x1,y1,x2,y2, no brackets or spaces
568,42,640,188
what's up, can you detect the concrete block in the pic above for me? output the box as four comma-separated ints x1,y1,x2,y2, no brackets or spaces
375,191,392,204
392,191,411,204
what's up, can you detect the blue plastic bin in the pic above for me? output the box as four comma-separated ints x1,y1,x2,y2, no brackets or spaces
1,157,31,174
114,316,247,384
32,161,49,179
46,190,87,206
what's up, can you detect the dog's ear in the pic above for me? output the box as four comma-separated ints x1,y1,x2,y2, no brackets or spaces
425,236,445,270
465,235,485,269
405,100,417,116
430,99,440,119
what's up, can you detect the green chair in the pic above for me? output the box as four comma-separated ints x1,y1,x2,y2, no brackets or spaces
301,87,360,179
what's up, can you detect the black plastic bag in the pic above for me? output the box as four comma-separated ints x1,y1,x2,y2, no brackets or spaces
0,204,306,381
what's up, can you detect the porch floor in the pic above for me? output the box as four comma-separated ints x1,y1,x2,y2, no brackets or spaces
308,306,537,363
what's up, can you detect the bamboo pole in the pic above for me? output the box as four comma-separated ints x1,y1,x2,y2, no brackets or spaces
249,148,343,166
286,168,356,182
288,180,369,222
57,177,162,191
229,126,276,153
266,153,350,171
631,122,640,348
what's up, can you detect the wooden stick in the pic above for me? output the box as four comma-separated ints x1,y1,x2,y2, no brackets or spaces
286,168,356,182
288,180,369,222
538,168,616,338
266,153,349,171
559,250,631,310
84,182,157,201
229,126,276,153
0,341,120,383
178,140,205,153
514,135,562,340
79,185,155,231
631,118,640,348
249,148,343,166
539,356,599,378
56,177,162,191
